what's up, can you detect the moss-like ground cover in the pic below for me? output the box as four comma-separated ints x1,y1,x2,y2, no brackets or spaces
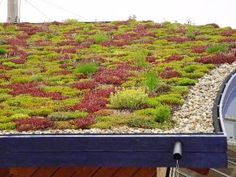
0,20,236,131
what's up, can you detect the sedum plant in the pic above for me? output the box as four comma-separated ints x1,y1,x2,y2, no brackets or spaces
134,105,171,123
145,71,159,92
74,63,98,77
0,122,16,130
93,32,109,44
206,44,226,54
109,88,148,110
155,94,184,106
0,47,7,55
154,105,171,123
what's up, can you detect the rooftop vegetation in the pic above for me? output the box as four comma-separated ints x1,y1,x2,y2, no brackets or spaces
0,20,236,131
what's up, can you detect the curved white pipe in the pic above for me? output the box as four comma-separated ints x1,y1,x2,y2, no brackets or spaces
219,73,236,136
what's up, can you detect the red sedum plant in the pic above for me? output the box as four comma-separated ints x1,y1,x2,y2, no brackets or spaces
160,67,181,79
67,88,115,113
15,117,53,131
74,115,95,129
197,54,236,64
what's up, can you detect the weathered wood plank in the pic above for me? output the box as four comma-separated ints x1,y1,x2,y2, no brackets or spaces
132,168,156,177
91,167,118,177
5,167,159,177
0,168,10,177
75,167,100,177
112,167,139,177
10,167,38,177
31,167,58,177
51,167,76,177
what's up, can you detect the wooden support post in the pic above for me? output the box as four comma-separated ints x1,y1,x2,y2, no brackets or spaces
156,168,167,177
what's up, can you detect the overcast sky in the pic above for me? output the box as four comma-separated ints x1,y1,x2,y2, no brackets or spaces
0,0,235,28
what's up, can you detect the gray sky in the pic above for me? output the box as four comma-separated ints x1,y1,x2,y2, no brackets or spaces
0,0,235,28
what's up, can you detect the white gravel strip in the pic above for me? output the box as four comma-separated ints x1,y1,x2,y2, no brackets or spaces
1,62,236,135
169,62,236,133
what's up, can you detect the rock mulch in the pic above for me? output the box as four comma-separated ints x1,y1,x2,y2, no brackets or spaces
1,62,236,134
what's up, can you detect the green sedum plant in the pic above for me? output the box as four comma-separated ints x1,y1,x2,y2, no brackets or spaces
74,63,98,76
177,78,196,86
0,122,16,130
134,105,171,123
93,32,109,43
154,105,171,123
127,116,158,129
0,114,29,123
145,71,159,92
155,94,184,105
132,50,148,67
109,88,148,109
206,44,226,54
0,47,7,55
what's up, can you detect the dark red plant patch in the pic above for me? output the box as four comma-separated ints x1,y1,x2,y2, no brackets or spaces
54,47,77,54
165,55,184,62
192,46,207,53
17,25,45,35
115,62,139,70
10,58,26,64
58,40,79,46
74,115,95,129
67,87,115,113
112,40,130,47
146,56,156,63
99,25,118,32
72,80,97,90
94,67,131,85
197,54,236,64
7,37,27,47
79,39,95,48
221,30,234,37
160,67,181,79
15,117,53,131
102,29,154,47
8,82,66,100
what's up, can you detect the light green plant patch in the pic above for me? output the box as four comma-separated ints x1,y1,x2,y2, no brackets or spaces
176,78,196,86
155,93,184,106
109,88,148,110
144,71,159,92
41,86,80,97
206,44,227,54
170,86,189,96
92,32,110,44
91,115,131,129
0,122,16,130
